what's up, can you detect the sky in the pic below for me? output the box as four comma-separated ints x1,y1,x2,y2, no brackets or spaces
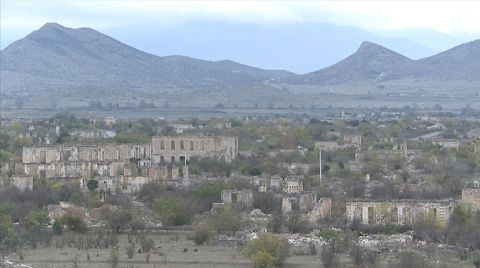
1,1,479,72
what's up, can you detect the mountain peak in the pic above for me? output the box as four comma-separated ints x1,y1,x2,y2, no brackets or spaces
356,41,400,54
39,22,67,31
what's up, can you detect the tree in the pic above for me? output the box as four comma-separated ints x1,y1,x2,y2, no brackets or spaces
60,212,87,233
109,247,120,268
245,233,289,267
349,243,364,268
193,224,213,245
106,209,134,233
125,243,135,259
21,210,49,248
207,208,242,234
320,243,337,268
87,179,99,192
251,250,274,268
0,212,18,255
153,197,190,226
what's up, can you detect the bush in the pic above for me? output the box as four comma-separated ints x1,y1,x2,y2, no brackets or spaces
193,225,213,245
125,243,135,259
245,233,289,267
60,212,87,234
109,247,120,268
251,250,274,268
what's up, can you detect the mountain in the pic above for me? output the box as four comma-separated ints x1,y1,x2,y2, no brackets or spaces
103,21,437,74
293,41,417,84
0,23,295,95
417,39,480,81
291,40,480,85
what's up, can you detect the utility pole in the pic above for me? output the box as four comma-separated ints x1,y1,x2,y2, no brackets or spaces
319,149,322,183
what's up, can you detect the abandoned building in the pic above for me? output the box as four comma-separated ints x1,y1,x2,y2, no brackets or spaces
151,136,238,164
281,192,332,223
20,135,237,179
0,175,33,191
282,176,304,194
220,189,254,210
462,188,480,212
70,129,117,140
346,199,456,226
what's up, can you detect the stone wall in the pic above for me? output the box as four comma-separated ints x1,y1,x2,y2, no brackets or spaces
346,199,456,226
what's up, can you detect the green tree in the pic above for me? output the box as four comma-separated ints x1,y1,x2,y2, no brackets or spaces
109,247,120,268
251,250,274,268
193,224,214,245
153,197,190,226
87,179,99,192
60,212,87,233
245,233,289,267
0,212,18,255
22,210,49,248
207,209,242,234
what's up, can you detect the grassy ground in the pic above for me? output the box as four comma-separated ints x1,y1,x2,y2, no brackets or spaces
4,231,474,268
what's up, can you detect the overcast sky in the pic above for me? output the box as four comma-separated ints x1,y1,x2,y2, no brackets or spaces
1,0,479,72
2,1,480,37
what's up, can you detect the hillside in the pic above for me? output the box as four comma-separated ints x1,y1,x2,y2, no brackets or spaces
291,40,480,85
0,23,295,95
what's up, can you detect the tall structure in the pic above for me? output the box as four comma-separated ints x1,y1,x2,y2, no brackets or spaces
403,140,408,158
319,150,322,183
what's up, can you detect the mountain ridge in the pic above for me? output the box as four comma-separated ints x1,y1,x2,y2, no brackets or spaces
1,23,479,97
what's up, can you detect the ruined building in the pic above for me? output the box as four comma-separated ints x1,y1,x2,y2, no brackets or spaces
462,188,480,212
18,136,237,192
346,199,456,226
151,136,238,164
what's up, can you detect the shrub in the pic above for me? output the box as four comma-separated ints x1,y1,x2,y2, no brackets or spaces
245,233,289,267
251,250,274,268
193,225,213,245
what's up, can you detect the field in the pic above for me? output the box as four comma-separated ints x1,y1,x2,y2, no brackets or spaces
3,231,475,268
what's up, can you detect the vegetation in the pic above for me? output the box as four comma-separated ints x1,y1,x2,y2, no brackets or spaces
245,233,289,267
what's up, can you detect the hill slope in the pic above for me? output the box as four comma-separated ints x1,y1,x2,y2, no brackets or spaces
0,23,295,94
292,40,480,85
294,42,417,84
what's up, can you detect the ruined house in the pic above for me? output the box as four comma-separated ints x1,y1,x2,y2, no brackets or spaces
346,199,456,226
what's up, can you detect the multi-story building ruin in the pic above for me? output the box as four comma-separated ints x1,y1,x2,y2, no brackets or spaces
18,136,238,191
151,136,238,164
346,199,456,226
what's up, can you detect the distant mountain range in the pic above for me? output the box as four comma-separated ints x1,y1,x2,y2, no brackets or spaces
294,39,480,84
1,23,479,98
0,23,292,95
